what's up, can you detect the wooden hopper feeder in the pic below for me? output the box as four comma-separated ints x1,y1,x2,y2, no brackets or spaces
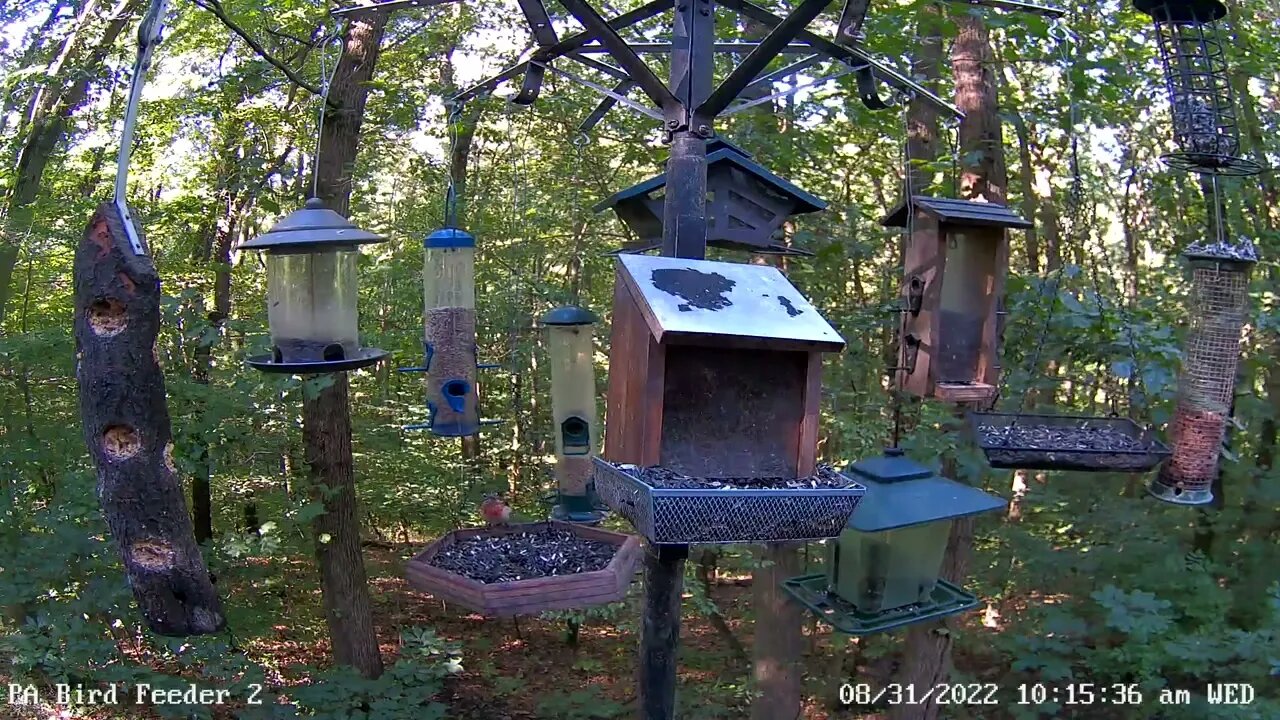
881,196,1032,403
593,255,866,544
405,521,642,617
594,140,826,256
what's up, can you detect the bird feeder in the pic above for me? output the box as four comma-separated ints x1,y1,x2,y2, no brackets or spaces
1150,238,1256,505
243,198,388,373
783,448,1006,635
594,139,827,255
1133,0,1262,176
403,227,490,436
543,306,606,523
592,254,866,544
881,196,1031,403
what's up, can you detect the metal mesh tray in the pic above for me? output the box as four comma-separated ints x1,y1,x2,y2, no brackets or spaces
592,458,866,545
969,412,1170,472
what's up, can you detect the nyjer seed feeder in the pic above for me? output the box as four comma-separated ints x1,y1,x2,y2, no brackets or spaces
542,305,607,524
242,197,388,373
882,196,1031,403
784,448,1006,635
594,139,826,256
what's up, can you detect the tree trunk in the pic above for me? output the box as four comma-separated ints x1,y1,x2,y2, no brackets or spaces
302,6,390,680
74,202,224,636
892,11,1007,719
751,542,804,720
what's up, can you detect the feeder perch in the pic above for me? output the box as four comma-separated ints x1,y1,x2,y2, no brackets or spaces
783,448,1005,635
594,254,866,544
405,521,642,617
1133,0,1262,176
882,196,1031,402
402,227,498,436
543,305,607,523
1150,238,1256,505
242,198,388,373
594,139,827,256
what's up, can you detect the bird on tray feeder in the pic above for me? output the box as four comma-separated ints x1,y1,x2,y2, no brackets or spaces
242,197,388,373
542,306,606,524
1133,0,1262,176
594,139,827,256
784,448,1006,635
881,196,1032,403
403,227,492,436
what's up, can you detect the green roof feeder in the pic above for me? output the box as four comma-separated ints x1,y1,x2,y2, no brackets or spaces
784,448,1006,635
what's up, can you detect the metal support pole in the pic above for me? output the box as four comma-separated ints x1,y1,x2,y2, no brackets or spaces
639,543,689,719
661,0,715,259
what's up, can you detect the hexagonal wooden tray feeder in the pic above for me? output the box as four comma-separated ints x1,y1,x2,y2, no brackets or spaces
405,521,643,617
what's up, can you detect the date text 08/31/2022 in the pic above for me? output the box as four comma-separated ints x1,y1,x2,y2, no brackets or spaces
838,682,1259,707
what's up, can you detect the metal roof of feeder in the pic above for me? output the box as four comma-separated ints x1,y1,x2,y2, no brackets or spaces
424,227,476,248
242,198,386,250
593,142,826,215
844,448,1006,533
541,305,599,326
881,195,1033,230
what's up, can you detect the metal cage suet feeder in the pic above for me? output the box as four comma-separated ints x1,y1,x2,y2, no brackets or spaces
1133,0,1262,176
1149,238,1256,505
783,448,1006,635
242,198,388,373
542,305,607,523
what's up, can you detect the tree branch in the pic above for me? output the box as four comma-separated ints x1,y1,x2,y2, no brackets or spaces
192,0,339,107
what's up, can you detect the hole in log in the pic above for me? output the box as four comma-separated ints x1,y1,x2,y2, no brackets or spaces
88,299,127,337
102,425,141,460
130,540,176,570
164,442,177,473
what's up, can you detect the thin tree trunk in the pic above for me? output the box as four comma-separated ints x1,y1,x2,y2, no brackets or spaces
751,542,804,720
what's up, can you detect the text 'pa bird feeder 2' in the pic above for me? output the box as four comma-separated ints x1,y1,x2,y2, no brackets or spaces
242,198,388,373
403,227,498,435
882,196,1031,402
594,139,826,256
1150,238,1257,505
593,254,865,544
405,521,642,617
1134,0,1262,176
543,306,606,523
783,448,1006,635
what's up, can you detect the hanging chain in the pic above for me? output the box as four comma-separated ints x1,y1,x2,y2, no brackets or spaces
443,101,465,228
890,91,914,448
312,28,341,200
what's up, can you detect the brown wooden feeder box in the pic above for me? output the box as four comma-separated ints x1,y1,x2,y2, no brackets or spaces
881,196,1032,403
405,521,642,617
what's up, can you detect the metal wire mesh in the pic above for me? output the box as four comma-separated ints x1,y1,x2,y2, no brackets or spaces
592,459,865,545
1136,0,1261,176
1153,254,1252,501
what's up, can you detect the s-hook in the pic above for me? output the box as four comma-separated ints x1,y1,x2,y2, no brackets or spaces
115,0,169,257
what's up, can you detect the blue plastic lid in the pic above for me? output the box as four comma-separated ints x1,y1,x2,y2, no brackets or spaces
424,227,475,248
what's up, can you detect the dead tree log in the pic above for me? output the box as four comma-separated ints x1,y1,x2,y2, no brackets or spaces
74,202,224,637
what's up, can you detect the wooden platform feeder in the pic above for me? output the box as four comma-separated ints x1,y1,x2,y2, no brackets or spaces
594,139,826,255
405,521,642,617
881,196,1031,403
596,255,865,544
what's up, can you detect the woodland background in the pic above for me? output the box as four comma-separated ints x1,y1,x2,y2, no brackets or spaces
0,0,1278,718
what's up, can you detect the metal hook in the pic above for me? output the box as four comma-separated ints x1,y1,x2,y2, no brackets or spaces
115,0,169,257
571,131,591,148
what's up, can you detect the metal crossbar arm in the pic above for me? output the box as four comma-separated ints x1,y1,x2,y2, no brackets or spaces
566,51,631,80
742,54,825,94
698,0,834,118
556,0,678,111
722,63,857,115
719,0,962,118
576,42,815,54
944,0,1066,17
451,0,672,105
542,62,664,121
579,79,639,132
836,0,871,43
517,0,559,46
331,0,459,17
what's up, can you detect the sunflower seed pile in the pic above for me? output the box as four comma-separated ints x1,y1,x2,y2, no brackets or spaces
430,527,616,584
625,463,854,490
978,423,1145,452
1184,236,1258,263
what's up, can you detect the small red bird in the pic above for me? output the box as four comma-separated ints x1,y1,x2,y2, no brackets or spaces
480,494,512,527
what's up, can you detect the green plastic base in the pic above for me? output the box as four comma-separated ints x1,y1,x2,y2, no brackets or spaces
782,573,980,636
